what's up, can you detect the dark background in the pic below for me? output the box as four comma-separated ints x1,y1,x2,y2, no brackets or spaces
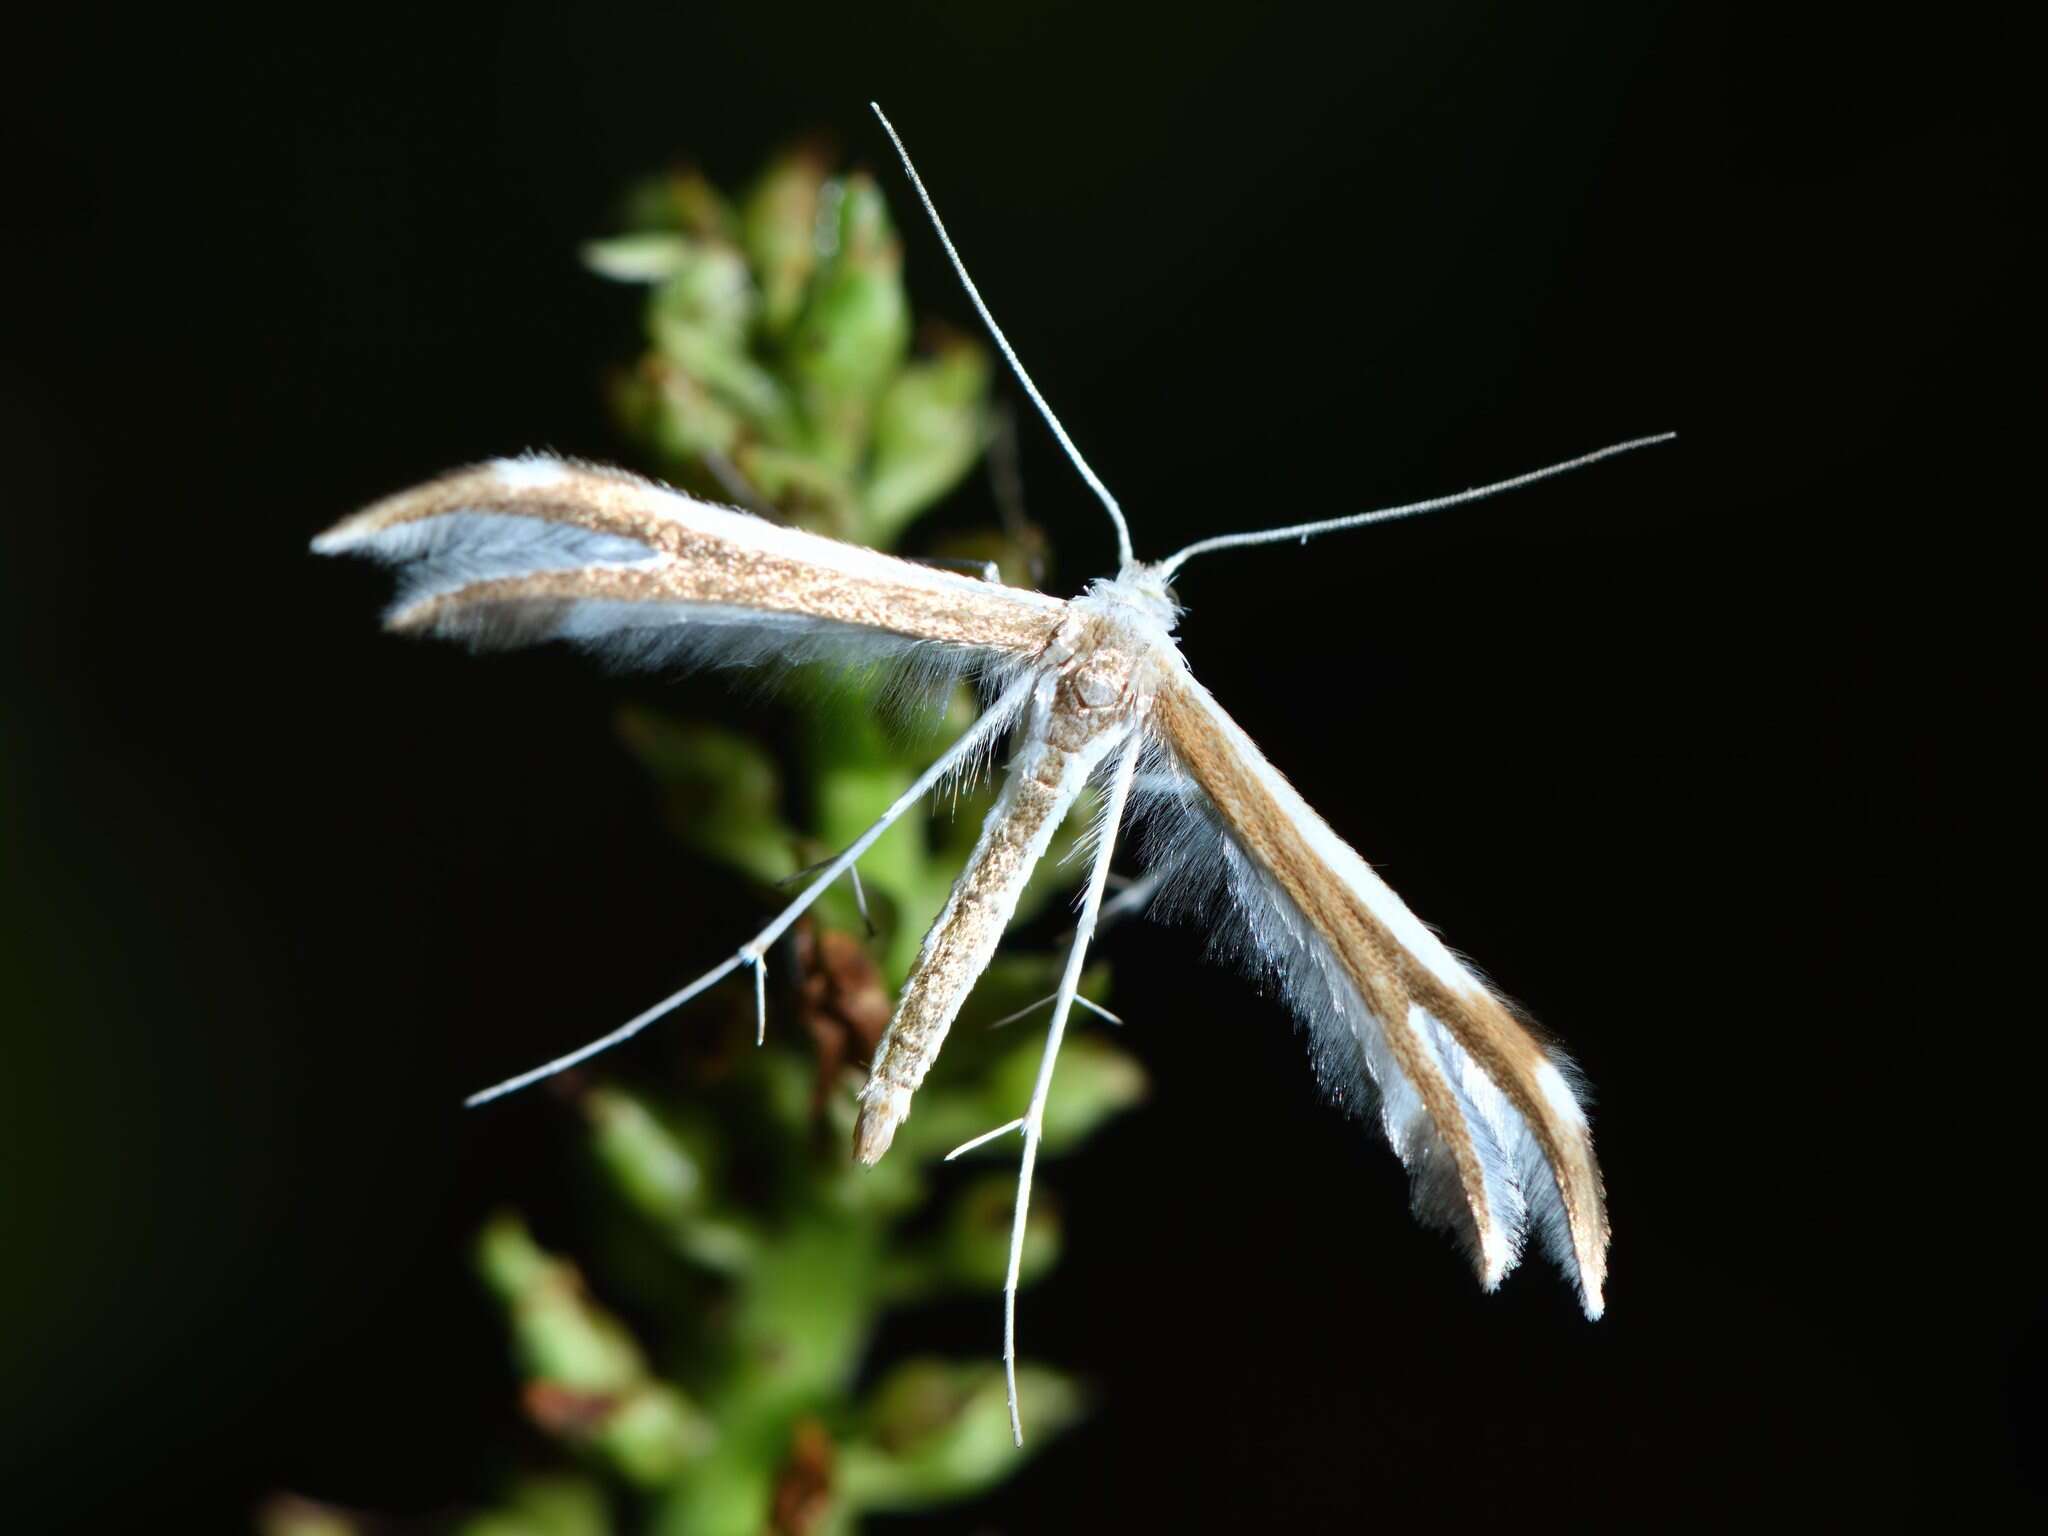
6,3,2035,1528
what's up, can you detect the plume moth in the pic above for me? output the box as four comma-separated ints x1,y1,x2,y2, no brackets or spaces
317,104,1671,1442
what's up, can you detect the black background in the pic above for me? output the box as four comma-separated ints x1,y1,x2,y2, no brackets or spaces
6,4,2036,1528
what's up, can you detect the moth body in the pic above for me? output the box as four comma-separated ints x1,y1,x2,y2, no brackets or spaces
854,574,1178,1161
319,451,1619,1322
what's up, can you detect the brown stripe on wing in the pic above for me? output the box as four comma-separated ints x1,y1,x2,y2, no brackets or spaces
325,459,1068,656
1153,670,1609,1310
323,460,671,548
388,558,1063,654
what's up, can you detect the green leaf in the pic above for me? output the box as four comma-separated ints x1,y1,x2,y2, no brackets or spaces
477,1215,647,1390
474,1215,714,1484
782,174,910,473
609,354,747,467
586,1087,760,1272
620,169,737,240
839,1360,1086,1511
587,1086,704,1222
599,1386,715,1486
740,146,828,337
729,442,860,538
581,233,695,284
939,1172,1060,1293
862,332,991,543
456,1477,611,1536
646,247,796,443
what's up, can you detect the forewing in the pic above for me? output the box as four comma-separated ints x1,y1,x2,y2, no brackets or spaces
314,456,1068,681
1143,668,1609,1316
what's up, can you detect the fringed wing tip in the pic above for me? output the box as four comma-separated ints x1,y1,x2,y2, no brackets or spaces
311,456,574,559
1443,1180,1605,1319
310,481,439,558
1570,1187,1610,1320
310,516,371,556
382,593,444,633
1476,1237,1512,1293
1530,1055,1610,1320
1383,995,1612,1319
1139,675,1615,1322
1409,1000,1610,1320
1455,1163,1606,1319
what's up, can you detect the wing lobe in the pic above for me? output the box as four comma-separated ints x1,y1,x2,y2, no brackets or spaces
386,557,1061,655
316,456,1069,657
1151,670,1609,1314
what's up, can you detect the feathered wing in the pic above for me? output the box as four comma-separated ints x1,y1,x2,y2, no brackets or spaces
313,455,1069,682
1142,668,1609,1316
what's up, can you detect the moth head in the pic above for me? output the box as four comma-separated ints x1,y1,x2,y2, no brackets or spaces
1091,563,1183,633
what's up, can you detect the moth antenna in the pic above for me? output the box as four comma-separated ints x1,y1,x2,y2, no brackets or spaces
1002,732,1143,1443
871,102,1136,568
1155,432,1676,580
462,676,1035,1108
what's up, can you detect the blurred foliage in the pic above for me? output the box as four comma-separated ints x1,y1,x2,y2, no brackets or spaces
271,147,1141,1534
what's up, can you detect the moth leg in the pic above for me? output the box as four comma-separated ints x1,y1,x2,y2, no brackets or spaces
1001,731,1144,1444
846,865,873,934
748,944,768,1046
462,676,1034,1108
986,992,1124,1031
945,1117,1025,1160
1096,868,1161,930
779,858,875,936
